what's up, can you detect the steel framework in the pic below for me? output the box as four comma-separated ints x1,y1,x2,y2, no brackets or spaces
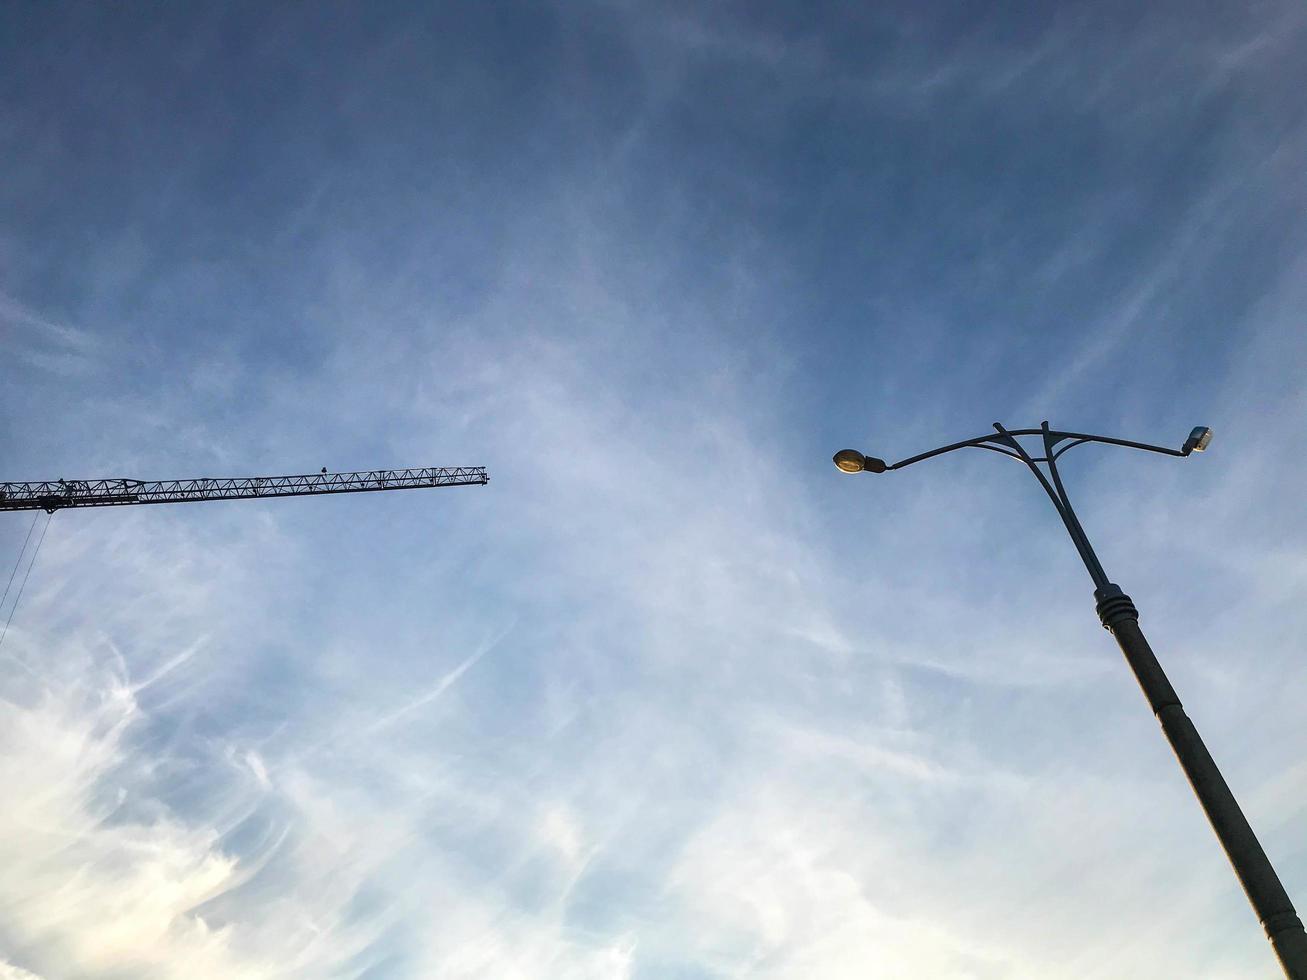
0,466,489,514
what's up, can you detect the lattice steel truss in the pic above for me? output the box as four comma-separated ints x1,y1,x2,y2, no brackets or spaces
0,466,489,513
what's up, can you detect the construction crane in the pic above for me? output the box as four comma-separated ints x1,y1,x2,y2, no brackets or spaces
0,465,488,513
0,464,486,649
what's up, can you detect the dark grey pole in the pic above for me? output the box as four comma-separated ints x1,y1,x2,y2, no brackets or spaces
1096,584,1307,979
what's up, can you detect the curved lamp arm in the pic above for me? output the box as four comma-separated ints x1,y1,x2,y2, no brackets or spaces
881,425,1205,473
832,422,1213,589
834,424,1210,475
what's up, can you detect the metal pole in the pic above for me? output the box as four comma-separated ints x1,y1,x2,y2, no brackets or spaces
1096,584,1307,978
835,424,1303,970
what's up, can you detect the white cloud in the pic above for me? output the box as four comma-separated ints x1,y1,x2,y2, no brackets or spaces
2,6,1305,978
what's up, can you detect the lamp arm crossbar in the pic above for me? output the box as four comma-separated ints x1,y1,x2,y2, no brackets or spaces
1051,431,1187,458
887,433,1023,470
887,428,1186,472
879,421,1187,588
1052,437,1092,461
970,443,1026,462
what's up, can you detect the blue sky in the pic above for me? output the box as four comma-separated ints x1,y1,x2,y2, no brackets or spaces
2,3,1306,978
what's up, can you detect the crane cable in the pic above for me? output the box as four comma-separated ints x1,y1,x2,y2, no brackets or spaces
0,511,40,614
0,511,52,652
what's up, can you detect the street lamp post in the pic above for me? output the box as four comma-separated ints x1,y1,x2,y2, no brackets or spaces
833,421,1307,978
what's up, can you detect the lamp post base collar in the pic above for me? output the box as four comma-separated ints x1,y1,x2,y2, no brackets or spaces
1095,584,1139,630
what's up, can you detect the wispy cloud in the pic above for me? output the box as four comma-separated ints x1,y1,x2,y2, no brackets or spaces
0,291,99,377
356,619,513,739
1,3,1304,977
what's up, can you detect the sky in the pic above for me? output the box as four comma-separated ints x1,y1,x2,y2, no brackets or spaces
1,3,1306,978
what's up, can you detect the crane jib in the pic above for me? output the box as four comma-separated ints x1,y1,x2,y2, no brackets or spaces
0,466,489,513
